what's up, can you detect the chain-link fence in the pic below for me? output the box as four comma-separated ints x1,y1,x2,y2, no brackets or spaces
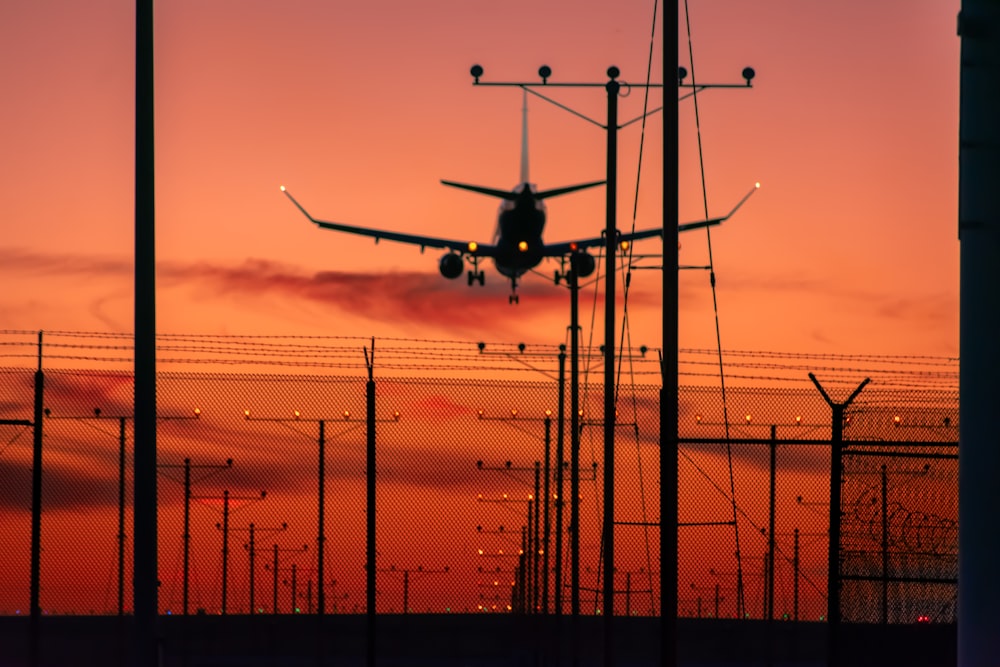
0,332,958,625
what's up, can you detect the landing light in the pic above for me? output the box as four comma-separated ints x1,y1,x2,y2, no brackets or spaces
518,241,528,252
468,241,478,252
279,185,286,192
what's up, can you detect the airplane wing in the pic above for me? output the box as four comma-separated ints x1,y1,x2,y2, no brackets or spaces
541,183,759,257
281,187,500,256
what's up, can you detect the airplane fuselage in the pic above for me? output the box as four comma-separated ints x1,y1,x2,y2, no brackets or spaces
492,184,546,279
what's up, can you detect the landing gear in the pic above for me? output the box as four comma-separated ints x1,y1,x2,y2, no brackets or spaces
509,294,519,305
467,258,485,286
508,276,519,305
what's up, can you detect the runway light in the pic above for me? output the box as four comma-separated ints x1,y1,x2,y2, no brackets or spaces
294,410,301,419
695,414,702,424
478,409,484,419
393,411,400,421
745,414,752,424
343,410,350,420
194,407,201,417
893,415,901,427
510,408,517,418
244,409,251,419
545,409,552,417
518,241,528,252
795,415,802,425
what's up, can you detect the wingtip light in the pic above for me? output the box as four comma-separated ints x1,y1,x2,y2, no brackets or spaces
280,185,286,192
755,182,760,189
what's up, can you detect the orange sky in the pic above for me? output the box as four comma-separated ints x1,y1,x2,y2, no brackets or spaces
0,0,960,354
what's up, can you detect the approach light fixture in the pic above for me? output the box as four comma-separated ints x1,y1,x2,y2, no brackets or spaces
538,65,551,83
742,67,756,85
470,64,484,83
678,66,688,84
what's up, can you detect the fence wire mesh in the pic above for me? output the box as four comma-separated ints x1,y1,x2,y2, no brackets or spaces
0,332,958,624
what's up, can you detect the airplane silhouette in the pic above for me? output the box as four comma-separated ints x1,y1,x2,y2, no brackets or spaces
282,93,757,303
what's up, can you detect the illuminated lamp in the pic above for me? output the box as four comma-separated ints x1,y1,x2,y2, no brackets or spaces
468,241,478,253
619,240,630,252
893,415,901,427
695,414,702,424
293,410,301,419
194,407,201,417
745,414,752,424
244,409,251,419
343,410,350,420
518,241,528,252
795,415,801,426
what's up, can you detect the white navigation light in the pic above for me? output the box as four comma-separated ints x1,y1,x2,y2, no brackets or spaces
280,185,286,192
518,241,528,252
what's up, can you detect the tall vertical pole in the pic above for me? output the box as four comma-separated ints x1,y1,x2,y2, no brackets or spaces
183,458,191,616
570,264,581,622
526,499,534,613
542,418,552,614
29,332,44,667
881,465,888,625
317,420,326,616
828,404,843,666
793,528,800,621
767,425,777,621
291,563,297,612
403,571,410,615
366,358,377,667
272,545,279,615
134,0,158,661
555,352,566,617
958,6,1000,665
117,417,126,617
663,2,681,666
249,523,256,615
533,462,541,613
221,490,230,615
602,69,620,666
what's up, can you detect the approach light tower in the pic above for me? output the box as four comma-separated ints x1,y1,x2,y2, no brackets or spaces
469,63,754,667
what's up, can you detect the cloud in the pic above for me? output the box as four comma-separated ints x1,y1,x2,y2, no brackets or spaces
0,249,658,337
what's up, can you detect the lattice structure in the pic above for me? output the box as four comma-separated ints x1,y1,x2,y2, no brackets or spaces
0,332,959,623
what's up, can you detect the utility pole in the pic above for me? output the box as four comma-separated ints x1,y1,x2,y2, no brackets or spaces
158,456,232,615
264,543,308,614
194,489,266,614
236,522,287,614
246,403,398,617
809,373,869,667
377,565,450,614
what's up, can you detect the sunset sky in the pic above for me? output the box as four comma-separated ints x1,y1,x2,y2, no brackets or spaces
0,0,961,357
0,1,963,619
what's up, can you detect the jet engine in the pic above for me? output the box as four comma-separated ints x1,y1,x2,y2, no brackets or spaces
439,253,464,279
571,251,596,278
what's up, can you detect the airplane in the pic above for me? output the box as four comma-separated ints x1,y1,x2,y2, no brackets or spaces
282,93,757,304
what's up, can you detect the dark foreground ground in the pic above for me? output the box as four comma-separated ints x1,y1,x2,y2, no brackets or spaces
0,614,955,667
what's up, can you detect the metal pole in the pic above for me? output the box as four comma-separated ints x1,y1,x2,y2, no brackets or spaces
602,70,620,666
543,418,552,614
555,351,566,617
366,369,376,667
768,425,777,621
117,417,126,617
958,6,1000,664
29,334,44,667
222,490,230,615
570,264,581,621
183,458,191,616
291,563,297,612
134,0,158,661
273,544,279,614
533,462,541,613
527,498,534,613
249,523,256,615
318,419,326,616
828,404,843,665
663,2,681,665
794,528,799,621
881,465,888,625
403,570,409,615
714,583,720,619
